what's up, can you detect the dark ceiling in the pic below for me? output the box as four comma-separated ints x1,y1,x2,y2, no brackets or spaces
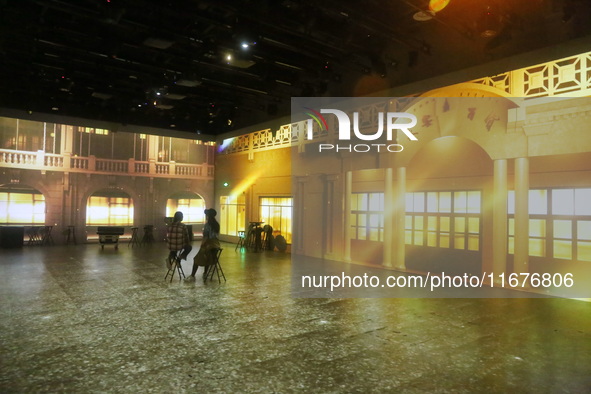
1,0,590,137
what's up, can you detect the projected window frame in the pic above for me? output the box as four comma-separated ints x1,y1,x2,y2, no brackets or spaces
0,191,46,225
508,188,591,261
259,197,293,244
350,192,384,242
405,190,481,251
220,195,246,237
75,126,111,158
166,197,206,225
86,196,134,226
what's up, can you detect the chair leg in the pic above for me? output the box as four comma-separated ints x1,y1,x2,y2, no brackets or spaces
176,258,185,280
203,249,225,283
216,262,226,282
169,259,177,283
164,257,174,281
164,254,185,282
204,264,214,282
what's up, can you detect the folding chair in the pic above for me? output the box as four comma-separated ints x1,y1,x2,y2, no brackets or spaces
164,250,186,282
204,248,226,283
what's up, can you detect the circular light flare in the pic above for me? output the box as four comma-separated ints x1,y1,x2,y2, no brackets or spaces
428,0,450,13
413,11,435,21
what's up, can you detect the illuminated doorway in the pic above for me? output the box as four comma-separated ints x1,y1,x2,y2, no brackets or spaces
220,194,245,236
86,189,134,226
260,197,293,243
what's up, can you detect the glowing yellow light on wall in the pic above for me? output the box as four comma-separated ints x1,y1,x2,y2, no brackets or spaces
229,169,263,199
429,0,450,13
0,191,45,224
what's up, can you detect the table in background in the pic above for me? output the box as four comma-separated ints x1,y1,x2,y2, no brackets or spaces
246,221,264,252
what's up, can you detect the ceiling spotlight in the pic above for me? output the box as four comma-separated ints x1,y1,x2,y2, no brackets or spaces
428,0,450,13
176,79,201,87
413,11,435,22
414,0,450,21
479,5,501,38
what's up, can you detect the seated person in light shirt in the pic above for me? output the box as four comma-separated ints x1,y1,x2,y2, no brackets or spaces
166,211,192,267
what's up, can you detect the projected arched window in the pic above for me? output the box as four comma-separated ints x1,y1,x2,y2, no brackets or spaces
86,189,134,226
166,192,205,224
0,186,45,224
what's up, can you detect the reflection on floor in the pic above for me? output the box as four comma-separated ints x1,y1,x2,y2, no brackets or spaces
1,242,590,393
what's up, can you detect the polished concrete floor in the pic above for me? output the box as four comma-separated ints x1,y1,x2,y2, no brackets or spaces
1,241,590,393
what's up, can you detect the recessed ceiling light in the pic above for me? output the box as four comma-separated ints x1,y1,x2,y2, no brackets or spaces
176,79,201,87
91,92,113,100
143,37,175,49
413,10,435,21
165,93,186,100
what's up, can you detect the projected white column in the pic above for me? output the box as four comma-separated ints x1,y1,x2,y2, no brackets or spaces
344,171,352,262
383,168,393,267
493,159,508,279
514,157,529,275
395,167,406,270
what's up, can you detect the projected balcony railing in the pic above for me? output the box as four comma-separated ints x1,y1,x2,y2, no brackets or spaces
218,51,591,157
471,51,591,97
0,149,214,180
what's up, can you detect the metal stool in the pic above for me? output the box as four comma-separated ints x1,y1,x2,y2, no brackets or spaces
204,248,226,283
128,227,139,247
164,250,186,282
41,225,54,246
140,225,155,245
235,231,245,251
65,225,77,245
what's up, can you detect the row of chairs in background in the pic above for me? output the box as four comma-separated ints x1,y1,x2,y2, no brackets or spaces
164,248,225,283
26,225,54,246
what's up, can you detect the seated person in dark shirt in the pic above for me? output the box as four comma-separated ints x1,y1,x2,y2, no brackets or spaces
186,208,220,280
